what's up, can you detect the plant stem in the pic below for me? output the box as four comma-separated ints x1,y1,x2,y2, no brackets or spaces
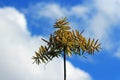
64,52,66,80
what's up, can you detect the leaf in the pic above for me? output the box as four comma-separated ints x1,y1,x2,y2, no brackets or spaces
98,43,101,47
79,43,86,52
66,47,72,56
87,38,90,46
49,34,53,43
43,55,48,61
94,39,98,46
80,30,84,35
75,30,80,37
41,38,49,44
82,37,86,46
35,51,40,57
61,26,71,30
91,39,95,46
96,47,100,52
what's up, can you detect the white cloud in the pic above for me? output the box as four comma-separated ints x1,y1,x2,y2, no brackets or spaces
93,0,120,34
0,7,92,80
95,0,120,23
66,61,92,80
24,2,90,20
71,5,89,19
88,13,109,39
25,3,65,19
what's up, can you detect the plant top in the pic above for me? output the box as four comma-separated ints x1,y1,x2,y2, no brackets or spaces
32,17,101,64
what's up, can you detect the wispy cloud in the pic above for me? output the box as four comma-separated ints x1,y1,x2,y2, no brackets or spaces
23,3,65,19
0,7,92,80
23,2,90,22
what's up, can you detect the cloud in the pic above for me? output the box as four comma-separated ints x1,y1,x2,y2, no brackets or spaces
89,0,120,50
22,2,93,39
66,61,92,80
94,0,120,23
23,2,90,20
71,5,90,19
24,3,65,19
0,7,92,80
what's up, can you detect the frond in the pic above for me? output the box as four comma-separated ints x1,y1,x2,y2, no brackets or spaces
32,17,101,64
85,38,101,55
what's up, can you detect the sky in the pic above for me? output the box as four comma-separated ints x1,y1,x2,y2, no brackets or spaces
0,0,120,80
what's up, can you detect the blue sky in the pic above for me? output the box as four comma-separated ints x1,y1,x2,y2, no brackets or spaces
0,0,120,80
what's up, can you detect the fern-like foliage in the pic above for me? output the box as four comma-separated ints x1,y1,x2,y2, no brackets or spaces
32,17,101,64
